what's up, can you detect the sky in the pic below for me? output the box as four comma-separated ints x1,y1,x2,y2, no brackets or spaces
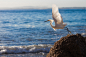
0,0,86,8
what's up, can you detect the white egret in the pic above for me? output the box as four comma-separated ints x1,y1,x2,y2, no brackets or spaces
45,4,72,34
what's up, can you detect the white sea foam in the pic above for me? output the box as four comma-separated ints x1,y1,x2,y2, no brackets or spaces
0,44,53,54
81,33,86,36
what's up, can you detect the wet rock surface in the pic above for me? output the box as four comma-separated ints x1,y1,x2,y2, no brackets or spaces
46,34,86,57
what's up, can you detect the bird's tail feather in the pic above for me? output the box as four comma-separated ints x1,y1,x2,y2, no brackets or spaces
63,23,67,26
53,28,56,31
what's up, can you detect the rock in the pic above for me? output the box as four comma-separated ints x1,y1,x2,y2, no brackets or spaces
46,34,86,57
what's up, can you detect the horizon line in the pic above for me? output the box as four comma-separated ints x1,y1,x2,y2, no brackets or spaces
0,6,86,10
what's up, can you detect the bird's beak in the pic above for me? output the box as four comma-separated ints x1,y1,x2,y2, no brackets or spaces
44,20,49,22
44,21,47,22
44,20,48,22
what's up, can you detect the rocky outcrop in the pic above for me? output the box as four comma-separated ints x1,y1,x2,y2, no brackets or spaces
46,34,86,57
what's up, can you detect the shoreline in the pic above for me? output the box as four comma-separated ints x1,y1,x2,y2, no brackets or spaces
0,35,86,57
0,53,47,57
0,7,86,10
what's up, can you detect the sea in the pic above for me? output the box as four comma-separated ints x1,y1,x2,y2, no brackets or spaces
0,8,86,57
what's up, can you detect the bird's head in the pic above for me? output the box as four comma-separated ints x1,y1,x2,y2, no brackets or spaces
44,19,54,22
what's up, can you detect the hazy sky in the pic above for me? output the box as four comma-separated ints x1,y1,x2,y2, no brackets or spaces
0,0,86,8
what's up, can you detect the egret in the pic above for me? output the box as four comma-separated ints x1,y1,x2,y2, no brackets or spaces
45,4,72,34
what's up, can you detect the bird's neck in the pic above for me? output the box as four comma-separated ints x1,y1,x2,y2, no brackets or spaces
50,21,55,28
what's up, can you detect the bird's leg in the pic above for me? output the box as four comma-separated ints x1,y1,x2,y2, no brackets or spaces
64,27,72,35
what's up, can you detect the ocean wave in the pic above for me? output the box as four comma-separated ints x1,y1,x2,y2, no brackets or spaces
0,44,53,54
81,33,86,37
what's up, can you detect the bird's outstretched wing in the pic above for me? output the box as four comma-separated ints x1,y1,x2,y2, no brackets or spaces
52,4,63,25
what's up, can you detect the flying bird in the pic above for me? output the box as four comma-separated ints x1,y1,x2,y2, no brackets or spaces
45,4,72,34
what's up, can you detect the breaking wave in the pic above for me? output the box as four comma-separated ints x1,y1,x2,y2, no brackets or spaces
0,44,53,54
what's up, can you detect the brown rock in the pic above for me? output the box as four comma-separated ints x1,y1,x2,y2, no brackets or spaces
46,34,86,57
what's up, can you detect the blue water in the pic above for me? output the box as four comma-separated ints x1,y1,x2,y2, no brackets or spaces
0,9,86,46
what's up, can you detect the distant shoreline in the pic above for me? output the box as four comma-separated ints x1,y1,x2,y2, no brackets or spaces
0,7,86,10
59,7,86,9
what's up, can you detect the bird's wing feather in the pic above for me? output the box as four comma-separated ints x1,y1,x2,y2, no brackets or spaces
52,4,63,25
